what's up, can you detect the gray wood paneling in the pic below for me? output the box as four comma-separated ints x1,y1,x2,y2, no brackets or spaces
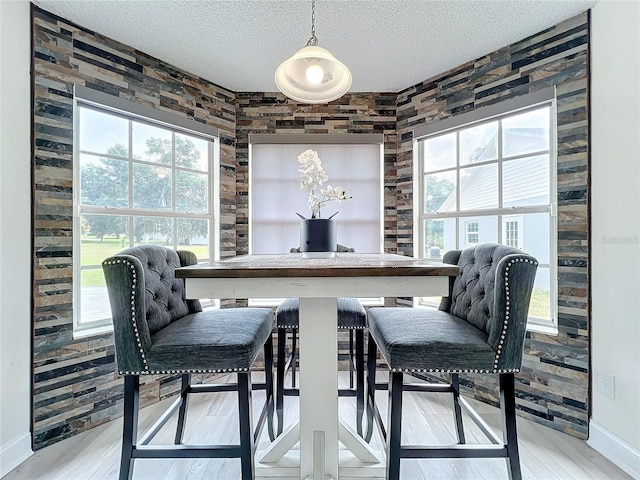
31,5,236,449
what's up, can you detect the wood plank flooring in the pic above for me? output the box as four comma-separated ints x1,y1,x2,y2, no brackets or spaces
5,372,631,480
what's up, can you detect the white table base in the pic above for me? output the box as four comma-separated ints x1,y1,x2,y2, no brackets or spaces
256,450,386,479
258,298,381,479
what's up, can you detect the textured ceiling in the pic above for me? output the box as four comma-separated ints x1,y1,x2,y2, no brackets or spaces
34,0,598,93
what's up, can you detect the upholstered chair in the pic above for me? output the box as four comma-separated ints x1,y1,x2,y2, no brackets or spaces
275,245,367,437
365,243,538,480
102,245,275,480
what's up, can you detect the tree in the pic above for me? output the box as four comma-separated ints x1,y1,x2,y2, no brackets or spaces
425,175,454,213
81,144,129,240
82,214,127,241
171,136,209,244
134,136,209,244
81,135,209,244
80,143,128,209
134,216,171,244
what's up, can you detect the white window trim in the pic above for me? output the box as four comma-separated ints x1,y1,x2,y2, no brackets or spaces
72,87,220,338
465,221,479,245
412,89,558,334
502,215,523,249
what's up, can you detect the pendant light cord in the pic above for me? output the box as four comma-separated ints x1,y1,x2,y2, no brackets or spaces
306,0,318,46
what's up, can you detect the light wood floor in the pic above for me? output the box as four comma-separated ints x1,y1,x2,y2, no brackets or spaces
5,372,631,480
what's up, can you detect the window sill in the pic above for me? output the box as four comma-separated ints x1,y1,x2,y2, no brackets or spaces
526,322,558,336
73,322,113,339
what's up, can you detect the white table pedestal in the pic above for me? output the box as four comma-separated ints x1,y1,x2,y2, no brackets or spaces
258,297,381,479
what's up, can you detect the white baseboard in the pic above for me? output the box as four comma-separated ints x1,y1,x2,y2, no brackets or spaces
588,421,640,479
0,432,32,478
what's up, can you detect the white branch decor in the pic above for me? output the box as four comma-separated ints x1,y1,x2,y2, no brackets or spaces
297,149,351,218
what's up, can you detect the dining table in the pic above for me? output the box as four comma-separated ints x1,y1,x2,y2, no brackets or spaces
175,252,459,480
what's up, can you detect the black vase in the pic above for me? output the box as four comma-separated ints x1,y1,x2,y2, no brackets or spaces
300,219,337,257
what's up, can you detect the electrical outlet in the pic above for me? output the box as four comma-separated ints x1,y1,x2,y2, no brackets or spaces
597,371,615,400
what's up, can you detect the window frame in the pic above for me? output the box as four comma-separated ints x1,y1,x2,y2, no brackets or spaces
465,221,479,245
412,88,558,333
72,87,220,338
502,215,524,249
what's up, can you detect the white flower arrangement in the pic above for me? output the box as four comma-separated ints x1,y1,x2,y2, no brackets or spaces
297,149,351,219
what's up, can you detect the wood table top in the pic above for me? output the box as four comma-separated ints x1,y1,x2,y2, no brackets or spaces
175,252,459,279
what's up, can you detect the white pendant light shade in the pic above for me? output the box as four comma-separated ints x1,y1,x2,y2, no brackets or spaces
275,45,352,104
274,0,352,104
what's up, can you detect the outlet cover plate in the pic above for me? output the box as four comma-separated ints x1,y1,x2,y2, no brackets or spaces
597,371,615,400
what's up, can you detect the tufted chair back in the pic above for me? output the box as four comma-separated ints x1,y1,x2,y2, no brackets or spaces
102,245,202,373
438,243,538,369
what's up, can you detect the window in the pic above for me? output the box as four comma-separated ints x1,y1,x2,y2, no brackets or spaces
249,136,383,254
73,88,219,337
465,221,479,245
414,90,557,331
249,135,384,306
503,215,523,249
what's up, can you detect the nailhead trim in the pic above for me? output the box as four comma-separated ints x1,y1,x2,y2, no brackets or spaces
104,258,149,373
390,367,521,374
492,257,538,371
275,325,366,330
384,255,537,375
118,367,250,375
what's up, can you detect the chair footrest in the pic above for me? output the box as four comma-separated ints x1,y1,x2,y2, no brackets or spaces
401,444,508,459
403,382,453,393
189,383,239,393
282,387,358,397
338,388,357,397
133,444,242,459
373,382,453,393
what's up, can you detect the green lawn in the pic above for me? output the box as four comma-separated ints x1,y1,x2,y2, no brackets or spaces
81,237,208,286
529,287,550,319
82,238,129,264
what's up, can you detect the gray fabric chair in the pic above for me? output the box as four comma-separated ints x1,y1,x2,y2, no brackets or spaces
365,243,538,480
102,245,275,480
275,245,367,437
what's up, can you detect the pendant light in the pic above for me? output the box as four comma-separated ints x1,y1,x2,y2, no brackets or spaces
275,0,352,104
